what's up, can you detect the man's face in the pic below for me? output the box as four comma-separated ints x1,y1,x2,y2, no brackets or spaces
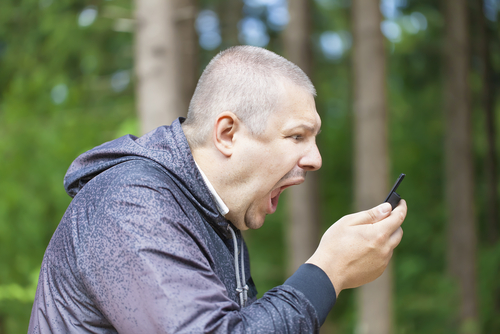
226,84,322,230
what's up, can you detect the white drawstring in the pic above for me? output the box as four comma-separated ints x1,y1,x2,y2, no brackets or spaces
227,225,248,307
240,240,248,306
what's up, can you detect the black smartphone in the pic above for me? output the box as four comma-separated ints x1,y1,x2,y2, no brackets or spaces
384,173,405,210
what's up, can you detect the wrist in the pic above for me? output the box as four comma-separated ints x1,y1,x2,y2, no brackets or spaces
284,263,337,325
305,256,343,298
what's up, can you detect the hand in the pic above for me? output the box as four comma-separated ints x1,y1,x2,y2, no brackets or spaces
306,200,406,297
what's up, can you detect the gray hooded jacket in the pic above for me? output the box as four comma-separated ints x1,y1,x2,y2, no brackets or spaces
28,118,336,333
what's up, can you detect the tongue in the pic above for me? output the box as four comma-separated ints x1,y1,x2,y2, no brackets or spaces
271,187,281,199
269,187,282,213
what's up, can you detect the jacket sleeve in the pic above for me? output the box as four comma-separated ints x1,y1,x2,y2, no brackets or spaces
80,167,336,334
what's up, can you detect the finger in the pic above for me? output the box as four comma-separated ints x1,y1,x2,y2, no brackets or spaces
345,202,392,226
375,199,407,235
395,199,407,212
388,226,403,249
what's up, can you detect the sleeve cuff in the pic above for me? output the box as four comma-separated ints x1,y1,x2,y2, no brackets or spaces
283,263,336,325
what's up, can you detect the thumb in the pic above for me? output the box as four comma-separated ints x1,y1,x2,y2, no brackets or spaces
347,202,392,226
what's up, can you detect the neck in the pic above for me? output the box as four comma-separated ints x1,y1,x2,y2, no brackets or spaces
191,146,248,229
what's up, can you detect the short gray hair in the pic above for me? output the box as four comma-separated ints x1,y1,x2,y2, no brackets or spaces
183,46,316,147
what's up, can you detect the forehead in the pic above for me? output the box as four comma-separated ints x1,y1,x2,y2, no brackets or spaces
270,84,321,133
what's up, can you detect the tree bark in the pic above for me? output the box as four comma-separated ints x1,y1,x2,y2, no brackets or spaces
352,0,391,333
134,0,185,135
283,0,320,276
219,0,242,49
284,0,313,77
443,0,479,330
174,0,199,114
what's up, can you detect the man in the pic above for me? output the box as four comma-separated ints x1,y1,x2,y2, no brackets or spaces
29,46,406,333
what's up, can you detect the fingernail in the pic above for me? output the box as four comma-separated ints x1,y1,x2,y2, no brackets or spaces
378,203,392,215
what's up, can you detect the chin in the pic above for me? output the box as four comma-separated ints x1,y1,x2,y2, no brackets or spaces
243,215,266,230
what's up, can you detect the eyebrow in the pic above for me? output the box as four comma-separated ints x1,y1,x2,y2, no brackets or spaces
286,124,322,136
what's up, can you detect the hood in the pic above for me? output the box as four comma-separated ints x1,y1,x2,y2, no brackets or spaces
64,118,231,237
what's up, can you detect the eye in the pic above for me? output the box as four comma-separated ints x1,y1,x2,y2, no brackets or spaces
290,134,303,141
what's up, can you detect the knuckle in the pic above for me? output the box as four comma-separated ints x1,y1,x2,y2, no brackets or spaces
366,210,377,223
383,253,392,267
379,244,389,258
379,248,393,267
375,231,386,244
343,213,355,221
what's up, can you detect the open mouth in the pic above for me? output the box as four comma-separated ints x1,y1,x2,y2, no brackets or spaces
268,185,293,214
266,174,306,215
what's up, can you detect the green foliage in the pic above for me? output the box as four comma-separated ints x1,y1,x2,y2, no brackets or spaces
1,0,499,333
0,0,136,331
209,0,499,333
0,270,38,303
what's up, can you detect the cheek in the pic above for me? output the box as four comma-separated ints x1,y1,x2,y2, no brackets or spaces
265,146,293,168
244,143,297,181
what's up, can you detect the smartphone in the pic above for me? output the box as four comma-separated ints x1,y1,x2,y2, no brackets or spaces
384,173,405,210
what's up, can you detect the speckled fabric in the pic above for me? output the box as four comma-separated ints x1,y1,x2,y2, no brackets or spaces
28,118,331,333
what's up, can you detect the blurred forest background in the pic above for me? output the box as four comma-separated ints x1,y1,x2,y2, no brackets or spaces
0,0,499,333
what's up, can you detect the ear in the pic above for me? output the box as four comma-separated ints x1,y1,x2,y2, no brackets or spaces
213,112,239,157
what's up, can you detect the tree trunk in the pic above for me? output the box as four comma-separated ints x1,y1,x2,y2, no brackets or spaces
352,0,391,333
477,0,498,244
134,0,185,135
443,0,479,331
219,0,242,49
283,0,320,276
174,0,199,114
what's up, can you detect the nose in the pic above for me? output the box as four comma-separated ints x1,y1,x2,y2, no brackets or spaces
298,142,322,171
